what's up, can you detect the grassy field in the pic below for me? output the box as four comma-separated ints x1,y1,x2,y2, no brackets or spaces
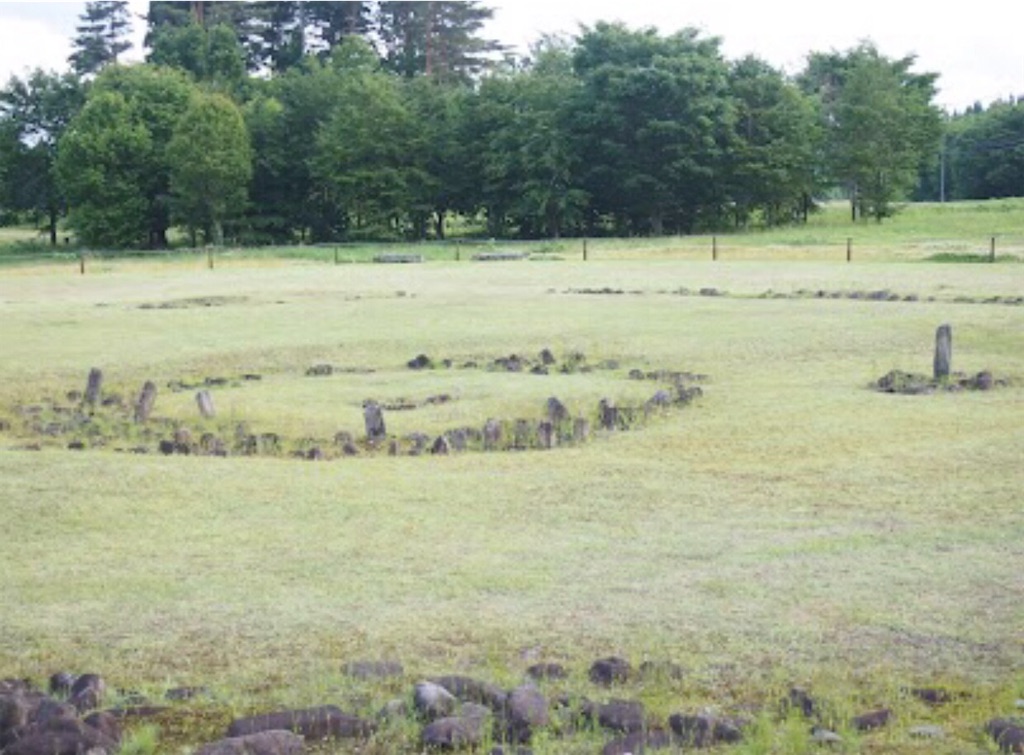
1,206,1023,752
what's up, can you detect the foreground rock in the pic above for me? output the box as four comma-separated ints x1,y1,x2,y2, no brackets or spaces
195,731,304,755
227,706,374,741
4,717,119,755
668,712,747,747
502,686,548,743
987,719,1024,752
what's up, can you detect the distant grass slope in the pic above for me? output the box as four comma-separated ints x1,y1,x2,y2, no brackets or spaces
3,198,1023,265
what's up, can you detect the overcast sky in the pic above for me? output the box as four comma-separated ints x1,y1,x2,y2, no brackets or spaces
0,0,1021,112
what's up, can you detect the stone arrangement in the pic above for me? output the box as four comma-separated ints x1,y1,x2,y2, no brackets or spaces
0,350,706,460
875,324,1010,395
2,663,1019,755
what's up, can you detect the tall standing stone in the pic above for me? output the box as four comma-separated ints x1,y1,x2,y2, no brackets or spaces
196,390,216,419
598,399,619,430
363,401,386,443
934,324,952,380
83,368,103,407
537,421,557,450
483,419,503,451
545,397,569,423
573,418,591,443
134,381,157,423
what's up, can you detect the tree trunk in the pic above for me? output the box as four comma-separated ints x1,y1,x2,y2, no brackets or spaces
212,219,224,247
434,210,445,240
48,206,58,246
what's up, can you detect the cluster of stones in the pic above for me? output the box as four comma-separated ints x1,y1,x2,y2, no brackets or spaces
5,665,1021,755
1,347,704,459
875,324,1009,395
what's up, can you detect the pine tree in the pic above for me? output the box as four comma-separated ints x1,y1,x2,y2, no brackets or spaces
305,2,372,56
376,1,502,84
69,1,133,76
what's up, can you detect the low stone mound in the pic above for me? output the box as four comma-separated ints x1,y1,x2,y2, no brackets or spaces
374,253,424,264
472,252,528,261
875,369,1004,395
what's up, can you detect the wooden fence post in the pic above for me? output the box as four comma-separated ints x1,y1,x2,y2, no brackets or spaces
207,247,214,270
712,236,718,261
79,253,85,275
990,236,996,263
583,238,588,261
847,237,852,263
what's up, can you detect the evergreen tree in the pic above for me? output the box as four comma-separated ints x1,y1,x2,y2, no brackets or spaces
376,1,502,84
69,1,133,76
305,2,373,56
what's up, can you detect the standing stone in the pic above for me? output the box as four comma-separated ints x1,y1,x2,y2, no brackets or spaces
537,421,557,450
431,436,451,455
934,324,952,379
83,368,103,407
196,390,216,419
447,429,467,452
388,440,400,456
134,381,158,423
483,419,503,451
513,419,532,449
363,401,386,443
545,397,569,423
598,399,619,430
573,418,590,443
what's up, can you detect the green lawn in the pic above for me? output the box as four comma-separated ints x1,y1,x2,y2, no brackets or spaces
0,213,1022,752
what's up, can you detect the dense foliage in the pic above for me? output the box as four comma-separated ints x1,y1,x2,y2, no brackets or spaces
1,0,1014,248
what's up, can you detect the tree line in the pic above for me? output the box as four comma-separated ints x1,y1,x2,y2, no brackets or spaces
0,1,1019,250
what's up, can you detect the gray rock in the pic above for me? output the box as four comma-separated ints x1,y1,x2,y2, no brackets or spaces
421,715,486,749
852,708,891,731
68,675,104,713
545,397,569,423
589,657,631,686
908,725,944,739
587,699,644,733
525,663,567,681
363,401,386,443
811,727,842,745
195,731,304,755
504,686,548,743
601,729,673,755
987,719,1024,752
4,717,119,755
82,712,121,744
227,706,374,740
431,676,506,710
483,419,503,451
669,713,746,746
414,682,458,721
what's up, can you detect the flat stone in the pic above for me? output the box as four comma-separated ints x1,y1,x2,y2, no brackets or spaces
227,706,374,740
811,727,842,745
908,725,945,739
414,682,458,721
195,731,304,755
342,661,403,680
4,717,119,755
852,708,891,731
525,663,567,681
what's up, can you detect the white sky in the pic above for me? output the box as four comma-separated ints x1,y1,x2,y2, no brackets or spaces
0,0,1021,112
